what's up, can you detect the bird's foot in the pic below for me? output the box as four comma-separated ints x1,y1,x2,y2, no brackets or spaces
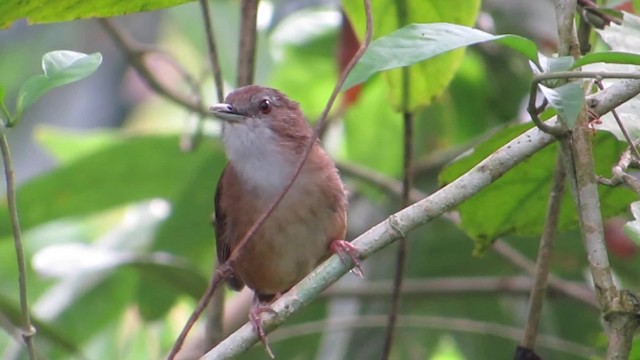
330,240,364,278
249,302,277,358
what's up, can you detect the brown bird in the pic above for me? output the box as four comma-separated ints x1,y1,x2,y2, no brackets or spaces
210,85,361,355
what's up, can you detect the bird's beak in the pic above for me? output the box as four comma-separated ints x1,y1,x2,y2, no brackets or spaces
209,103,246,123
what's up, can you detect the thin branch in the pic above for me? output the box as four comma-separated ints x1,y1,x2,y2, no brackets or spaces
270,315,602,359
593,80,640,160
599,141,640,195
492,240,598,308
0,135,36,359
519,154,566,355
236,0,259,87
381,13,414,350
337,161,427,202
97,19,210,117
198,0,225,102
324,276,596,306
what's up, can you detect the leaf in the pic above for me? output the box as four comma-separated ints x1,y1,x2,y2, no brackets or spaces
0,134,225,241
573,51,640,68
17,51,102,116
0,0,191,28
439,126,632,251
35,125,120,164
538,83,585,128
342,77,403,176
342,23,540,95
343,0,483,111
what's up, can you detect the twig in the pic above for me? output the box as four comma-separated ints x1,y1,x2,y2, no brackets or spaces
492,241,598,308
168,0,373,357
324,276,596,306
0,135,36,359
598,140,640,195
97,19,210,117
236,0,259,87
519,154,566,356
337,161,427,202
198,0,225,103
593,80,640,160
381,40,413,356
201,77,640,358
270,315,601,359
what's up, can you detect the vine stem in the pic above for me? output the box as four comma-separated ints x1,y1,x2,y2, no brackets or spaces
0,134,36,359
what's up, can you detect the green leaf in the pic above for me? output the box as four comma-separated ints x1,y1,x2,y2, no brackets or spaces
439,127,632,251
0,134,225,240
343,77,403,176
17,51,102,116
538,83,584,129
0,0,191,28
35,125,120,164
573,51,640,69
343,0,483,111
342,23,539,94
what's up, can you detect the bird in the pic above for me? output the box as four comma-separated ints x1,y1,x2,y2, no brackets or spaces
210,85,361,356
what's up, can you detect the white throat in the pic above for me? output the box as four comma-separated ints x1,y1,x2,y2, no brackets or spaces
222,121,297,196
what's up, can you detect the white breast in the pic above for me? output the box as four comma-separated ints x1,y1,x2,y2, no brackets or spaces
222,120,296,197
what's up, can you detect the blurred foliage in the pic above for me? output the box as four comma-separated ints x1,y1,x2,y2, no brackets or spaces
0,0,639,359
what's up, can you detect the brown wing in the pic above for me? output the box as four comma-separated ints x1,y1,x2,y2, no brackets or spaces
214,164,244,290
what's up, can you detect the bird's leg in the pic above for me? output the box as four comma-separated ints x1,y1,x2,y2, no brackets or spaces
330,240,364,278
249,294,277,358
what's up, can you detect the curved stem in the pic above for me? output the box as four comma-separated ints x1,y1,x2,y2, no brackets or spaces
0,134,36,359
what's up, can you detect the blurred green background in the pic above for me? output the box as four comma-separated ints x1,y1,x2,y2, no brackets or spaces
0,0,638,359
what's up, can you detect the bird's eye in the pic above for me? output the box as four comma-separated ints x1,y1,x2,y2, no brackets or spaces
258,99,271,114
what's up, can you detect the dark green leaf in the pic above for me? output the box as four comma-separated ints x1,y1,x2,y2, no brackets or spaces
343,23,539,92
538,83,584,128
439,127,632,250
343,0,482,111
17,51,102,115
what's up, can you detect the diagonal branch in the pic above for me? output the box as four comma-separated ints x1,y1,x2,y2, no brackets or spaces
97,19,210,117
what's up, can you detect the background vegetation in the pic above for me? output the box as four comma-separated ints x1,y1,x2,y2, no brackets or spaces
1,0,640,359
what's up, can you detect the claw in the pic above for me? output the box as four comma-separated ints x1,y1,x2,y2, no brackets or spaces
330,240,364,278
250,297,277,358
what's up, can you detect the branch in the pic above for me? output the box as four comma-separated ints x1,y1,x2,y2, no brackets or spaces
340,161,596,309
382,15,414,351
323,276,596,305
0,135,36,359
236,0,259,87
492,240,598,308
97,19,211,118
270,315,601,359
202,76,639,359
553,1,640,359
198,0,225,103
519,155,566,357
